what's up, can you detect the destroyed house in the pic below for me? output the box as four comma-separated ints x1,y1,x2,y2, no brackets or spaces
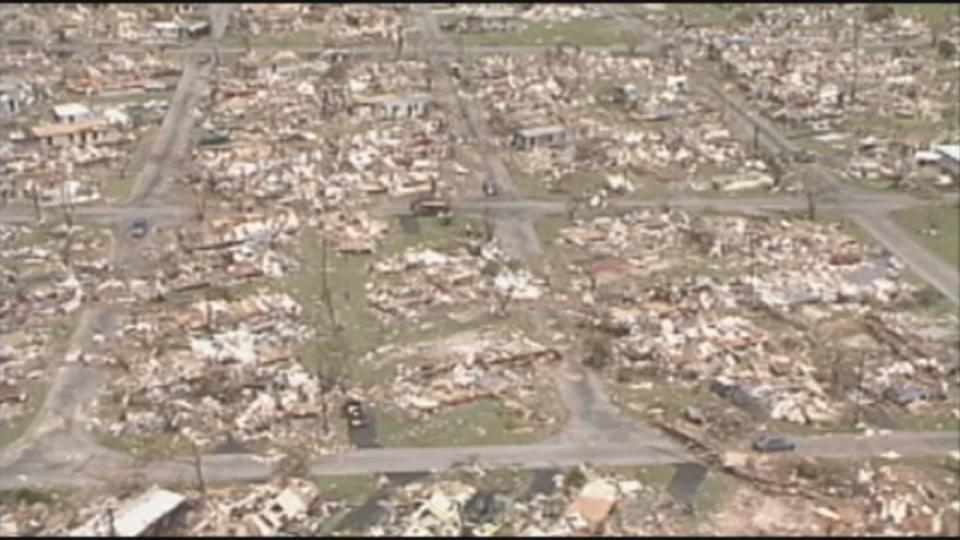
612,83,641,105
0,76,34,119
151,21,183,40
183,20,211,38
511,125,580,151
52,103,92,123
351,93,433,120
29,120,110,148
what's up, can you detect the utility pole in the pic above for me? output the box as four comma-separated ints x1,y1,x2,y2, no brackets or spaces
192,440,207,496
854,353,865,426
107,508,117,536
850,8,861,105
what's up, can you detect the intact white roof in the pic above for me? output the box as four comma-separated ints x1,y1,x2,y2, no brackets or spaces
933,144,960,163
53,103,91,118
113,487,186,536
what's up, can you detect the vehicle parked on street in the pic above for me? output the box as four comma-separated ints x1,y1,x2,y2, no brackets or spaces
752,434,796,453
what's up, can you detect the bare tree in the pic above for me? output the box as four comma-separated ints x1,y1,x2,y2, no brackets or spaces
319,228,338,331
565,196,579,222
805,186,817,221
482,208,495,241
60,180,75,228
850,8,862,104
495,285,514,318
106,507,117,536
30,180,43,222
394,24,404,58
191,440,207,496
62,230,74,268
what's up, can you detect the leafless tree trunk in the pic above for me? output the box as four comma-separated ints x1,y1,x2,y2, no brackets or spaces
395,25,404,58
61,183,75,228
566,197,579,221
320,230,338,330
205,292,215,335
483,209,495,241
850,10,861,104
806,187,817,221
107,508,117,536
192,441,207,495
62,232,74,268
496,286,514,318
31,182,43,222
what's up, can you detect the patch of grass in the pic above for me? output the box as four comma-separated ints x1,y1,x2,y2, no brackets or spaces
885,408,960,432
602,464,677,491
311,474,379,503
0,382,47,449
93,430,194,463
222,28,326,49
695,470,737,515
895,3,960,30
0,488,60,507
376,397,557,447
458,18,625,47
281,216,485,379
891,204,960,269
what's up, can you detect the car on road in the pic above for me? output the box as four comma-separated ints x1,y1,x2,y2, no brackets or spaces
129,218,148,239
410,195,452,217
794,150,816,163
752,434,795,453
342,399,369,429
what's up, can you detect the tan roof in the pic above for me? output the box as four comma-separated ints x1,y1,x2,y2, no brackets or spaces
30,119,109,138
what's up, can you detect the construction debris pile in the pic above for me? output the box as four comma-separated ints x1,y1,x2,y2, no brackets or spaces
88,290,340,450
189,478,340,536
1,222,110,325
350,466,658,536
367,240,547,322
191,57,465,210
556,210,958,426
465,52,778,193
683,5,955,146
365,329,561,419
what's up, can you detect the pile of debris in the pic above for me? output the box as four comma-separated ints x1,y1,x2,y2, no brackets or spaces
367,240,546,322
556,210,958,426
190,478,340,536
90,291,340,449
1,223,110,325
368,328,562,418
360,466,653,535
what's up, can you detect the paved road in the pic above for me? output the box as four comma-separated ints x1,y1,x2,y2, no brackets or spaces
310,431,960,477
369,192,957,219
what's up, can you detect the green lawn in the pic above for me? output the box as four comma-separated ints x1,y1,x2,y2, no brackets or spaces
457,18,625,47
221,28,326,49
895,3,960,30
282,215,485,383
376,395,561,448
891,204,960,269
311,474,379,503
